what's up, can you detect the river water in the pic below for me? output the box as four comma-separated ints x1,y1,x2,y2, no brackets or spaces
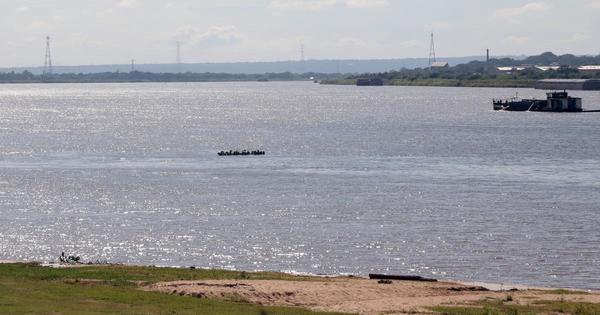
0,82,599,289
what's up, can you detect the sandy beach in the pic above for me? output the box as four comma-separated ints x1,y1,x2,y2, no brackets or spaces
145,277,600,315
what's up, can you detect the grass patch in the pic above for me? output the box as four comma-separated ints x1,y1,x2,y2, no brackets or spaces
431,298,600,315
545,289,589,295
0,263,346,315
1,262,313,284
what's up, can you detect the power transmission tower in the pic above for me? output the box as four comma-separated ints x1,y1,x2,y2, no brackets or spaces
484,49,490,73
428,32,437,68
176,41,182,73
43,35,53,76
300,43,305,73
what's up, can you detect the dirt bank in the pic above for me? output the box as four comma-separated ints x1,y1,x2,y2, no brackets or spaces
144,277,600,315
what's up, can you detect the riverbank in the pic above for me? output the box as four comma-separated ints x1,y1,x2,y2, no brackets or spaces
0,71,342,84
1,262,599,315
145,277,600,315
320,78,537,88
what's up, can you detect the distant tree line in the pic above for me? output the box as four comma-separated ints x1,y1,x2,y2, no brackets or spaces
0,71,344,83
3,52,600,84
490,51,600,67
350,66,600,83
347,52,600,83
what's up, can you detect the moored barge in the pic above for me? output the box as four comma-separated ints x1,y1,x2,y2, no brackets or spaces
493,91,582,112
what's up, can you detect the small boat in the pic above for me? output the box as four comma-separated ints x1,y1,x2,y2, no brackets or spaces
218,150,265,156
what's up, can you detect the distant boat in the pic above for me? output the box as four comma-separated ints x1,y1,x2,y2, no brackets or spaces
218,150,265,156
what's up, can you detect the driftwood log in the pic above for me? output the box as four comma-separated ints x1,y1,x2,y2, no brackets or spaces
368,274,437,282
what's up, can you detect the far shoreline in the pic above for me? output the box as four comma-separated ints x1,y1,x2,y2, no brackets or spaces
319,78,537,89
0,78,535,88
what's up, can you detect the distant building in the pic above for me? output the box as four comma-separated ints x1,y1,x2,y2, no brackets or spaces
497,64,563,73
535,65,561,71
578,65,600,73
496,66,527,73
430,61,449,69
535,79,600,90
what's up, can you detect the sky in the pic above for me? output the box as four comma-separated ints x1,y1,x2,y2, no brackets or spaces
1,0,600,67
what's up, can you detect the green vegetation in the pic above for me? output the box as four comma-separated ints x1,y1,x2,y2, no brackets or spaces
0,263,345,315
322,77,537,88
3,52,599,86
0,263,314,283
545,289,589,295
0,71,343,84
431,297,600,315
322,52,600,88
389,78,534,88
471,51,600,69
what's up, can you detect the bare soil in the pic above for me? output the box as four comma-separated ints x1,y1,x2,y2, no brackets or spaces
144,278,600,315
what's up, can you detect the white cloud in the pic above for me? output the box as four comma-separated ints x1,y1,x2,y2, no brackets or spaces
174,26,243,49
197,26,242,47
397,39,420,48
269,0,337,11
268,0,388,11
117,0,137,9
1,0,599,66
586,0,600,9
564,33,588,43
501,35,531,45
345,0,389,8
165,2,191,10
495,2,549,17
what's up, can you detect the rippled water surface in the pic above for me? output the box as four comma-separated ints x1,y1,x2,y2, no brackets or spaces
1,82,599,289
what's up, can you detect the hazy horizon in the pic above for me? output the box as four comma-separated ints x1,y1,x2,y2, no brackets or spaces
1,0,599,68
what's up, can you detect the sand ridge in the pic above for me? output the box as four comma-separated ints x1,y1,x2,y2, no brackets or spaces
144,277,600,315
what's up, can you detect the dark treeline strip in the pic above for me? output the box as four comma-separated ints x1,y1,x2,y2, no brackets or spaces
324,52,600,87
347,67,600,82
0,71,345,83
484,51,600,68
